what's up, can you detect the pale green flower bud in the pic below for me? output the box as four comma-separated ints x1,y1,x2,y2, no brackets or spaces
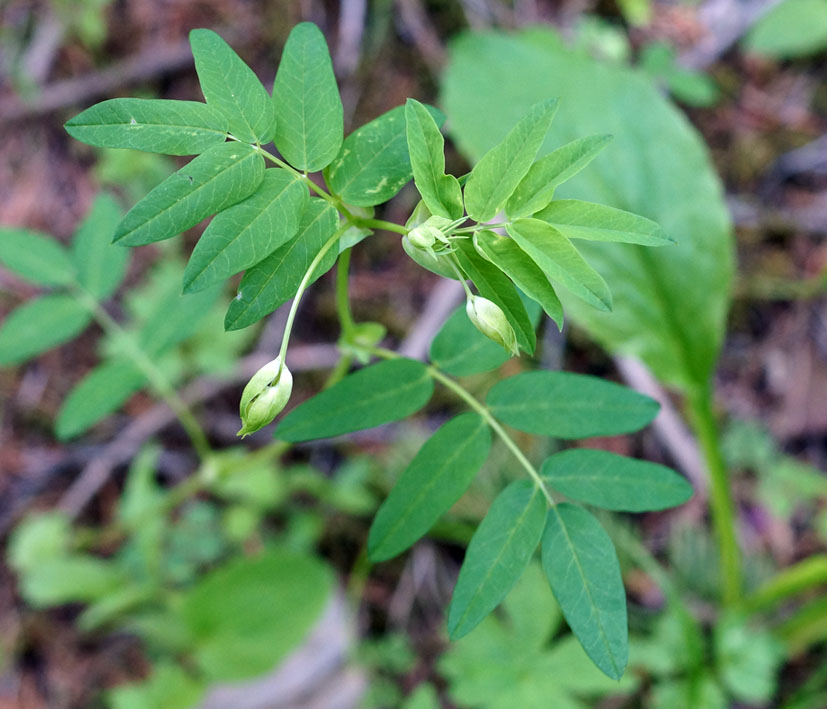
237,357,293,437
466,295,519,356
407,223,442,250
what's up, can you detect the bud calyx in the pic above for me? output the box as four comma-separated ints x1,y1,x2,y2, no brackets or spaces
237,357,293,437
466,295,519,356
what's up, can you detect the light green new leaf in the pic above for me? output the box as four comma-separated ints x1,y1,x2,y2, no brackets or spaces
107,663,205,709
507,218,611,311
65,98,228,156
487,371,659,439
114,142,264,246
405,98,463,219
506,134,612,218
272,22,343,171
429,305,511,376
224,200,339,331
190,29,275,144
0,294,91,365
55,359,145,440
535,200,672,247
542,503,628,680
20,555,125,608
368,413,491,561
474,230,563,329
276,358,434,442
72,194,128,299
325,104,443,207
183,169,307,293
447,480,546,640
541,449,692,511
463,98,558,222
744,0,827,59
0,228,75,286
454,239,536,354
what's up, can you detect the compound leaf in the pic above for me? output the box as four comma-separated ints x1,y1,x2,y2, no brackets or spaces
0,229,75,287
368,413,491,561
72,194,129,299
114,142,264,246
65,98,228,156
272,22,343,171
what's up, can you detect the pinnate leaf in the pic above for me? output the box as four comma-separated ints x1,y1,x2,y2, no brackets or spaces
190,29,275,144
272,22,343,171
276,358,434,442
114,142,264,246
368,413,491,561
0,229,75,287
72,194,128,299
541,503,628,680
448,480,546,640
487,370,658,439
183,169,307,293
65,98,228,155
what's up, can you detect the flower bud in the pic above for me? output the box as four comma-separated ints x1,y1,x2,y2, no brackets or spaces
237,357,293,437
466,295,519,356
407,223,442,250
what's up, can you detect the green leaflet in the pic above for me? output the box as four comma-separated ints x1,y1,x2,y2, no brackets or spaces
224,200,339,331
447,480,546,640
190,29,275,144
454,239,536,355
487,371,659,439
325,104,444,207
463,98,558,222
0,294,91,365
429,305,511,376
473,230,563,330
181,547,333,681
0,228,75,287
72,194,128,299
114,142,264,246
507,218,611,311
183,169,307,293
64,98,229,156
19,555,126,608
275,358,434,442
106,663,205,709
505,134,612,218
541,448,692,511
56,359,145,440
744,0,827,59
405,98,463,219
272,22,343,171
368,413,491,561
534,200,673,247
137,283,220,357
541,503,628,680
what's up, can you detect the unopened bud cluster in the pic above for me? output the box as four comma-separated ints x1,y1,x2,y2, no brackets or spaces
237,356,293,437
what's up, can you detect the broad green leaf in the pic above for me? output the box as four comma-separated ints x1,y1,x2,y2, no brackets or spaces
137,284,220,356
507,218,612,311
447,480,546,640
474,230,563,329
541,449,692,511
64,98,228,155
535,200,673,247
181,547,333,681
325,104,443,207
454,239,535,354
542,503,628,680
463,98,558,222
190,29,275,144
443,30,733,393
20,555,125,607
183,169,307,293
0,228,75,286
0,294,91,365
7,513,71,574
276,358,433,442
368,413,491,561
744,0,827,59
429,305,511,376
506,134,613,218
405,98,463,219
224,200,339,331
55,359,145,440
272,22,343,171
114,142,264,246
72,193,128,299
107,663,205,709
487,371,659,439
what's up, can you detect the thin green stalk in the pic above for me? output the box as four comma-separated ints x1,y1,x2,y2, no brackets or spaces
336,248,356,337
72,286,211,459
357,218,409,236
687,386,742,605
447,255,474,300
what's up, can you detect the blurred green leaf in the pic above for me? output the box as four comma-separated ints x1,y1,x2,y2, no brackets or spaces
72,194,128,299
744,0,827,59
0,228,75,286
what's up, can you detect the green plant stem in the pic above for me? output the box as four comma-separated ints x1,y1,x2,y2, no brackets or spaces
71,286,212,460
687,387,742,605
447,255,474,300
336,248,356,336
